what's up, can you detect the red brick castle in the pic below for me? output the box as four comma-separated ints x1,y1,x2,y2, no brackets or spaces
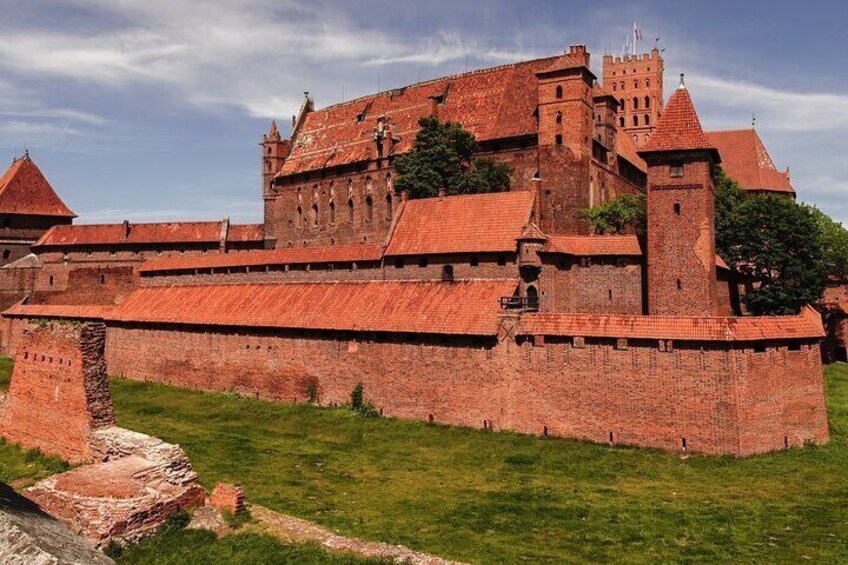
0,45,830,456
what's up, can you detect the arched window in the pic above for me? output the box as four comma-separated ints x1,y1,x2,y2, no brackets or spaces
644,114,650,126
612,83,617,92
555,111,562,124
619,81,624,90
633,79,639,89
385,172,393,194
296,206,303,227
633,115,639,126
646,79,651,87
329,200,336,225
619,117,625,127
555,85,563,99
645,96,650,108
633,97,639,110
555,134,563,145
365,195,373,222
619,98,625,109
526,285,539,311
312,203,319,226
348,199,354,223
441,265,454,282
385,193,393,219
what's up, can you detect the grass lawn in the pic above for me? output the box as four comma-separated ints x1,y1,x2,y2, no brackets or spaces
105,364,848,564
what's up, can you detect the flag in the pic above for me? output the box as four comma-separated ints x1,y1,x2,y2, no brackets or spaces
634,21,643,41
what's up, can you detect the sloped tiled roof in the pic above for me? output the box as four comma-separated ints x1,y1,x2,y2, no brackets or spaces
385,191,534,256
279,54,582,176
615,127,647,172
706,129,794,194
639,84,718,158
3,302,111,320
107,279,518,336
0,253,41,269
544,235,643,256
139,244,383,273
521,305,824,342
34,222,264,247
0,156,76,217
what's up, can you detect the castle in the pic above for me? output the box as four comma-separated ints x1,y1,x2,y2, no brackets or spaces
0,45,832,456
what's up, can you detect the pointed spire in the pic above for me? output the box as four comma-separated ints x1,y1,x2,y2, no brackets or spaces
268,120,281,141
678,73,685,90
638,78,718,160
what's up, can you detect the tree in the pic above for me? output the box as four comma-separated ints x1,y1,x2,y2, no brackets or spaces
394,117,511,199
714,167,746,263
722,194,824,315
808,205,848,282
579,193,646,235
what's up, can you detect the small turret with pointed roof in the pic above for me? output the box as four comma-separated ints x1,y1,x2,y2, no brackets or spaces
638,76,721,316
260,120,291,203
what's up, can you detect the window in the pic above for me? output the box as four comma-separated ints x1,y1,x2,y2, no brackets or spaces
312,203,319,226
674,203,681,215
612,83,617,92
1,249,9,260
646,79,651,87
633,97,639,110
645,96,650,108
619,98,625,109
644,114,650,126
619,81,624,90
385,193,393,219
555,111,562,124
633,115,639,126
470,255,479,267
348,199,354,223
441,265,454,282
100,274,106,285
297,206,303,227
555,85,563,99
670,161,684,178
676,279,682,290
633,79,639,88
365,195,373,222
555,134,563,145
329,200,336,225
48,275,54,286
619,117,625,127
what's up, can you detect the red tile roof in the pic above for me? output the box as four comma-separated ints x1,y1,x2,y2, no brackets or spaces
138,244,383,273
521,305,824,342
706,129,794,194
34,221,264,247
385,191,534,256
107,279,518,336
3,302,111,320
0,156,76,217
278,55,581,176
639,85,718,158
544,235,643,256
615,127,647,172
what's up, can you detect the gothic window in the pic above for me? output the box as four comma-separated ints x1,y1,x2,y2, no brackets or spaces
297,206,303,227
555,111,562,124
386,172,393,194
644,96,650,108
619,81,624,90
312,203,319,226
633,97,639,110
526,285,539,310
619,117,625,127
329,200,336,225
555,134,563,145
385,193,393,219
555,85,563,99
646,79,651,87
48,275,54,286
365,195,373,222
644,114,650,126
100,274,106,285
612,83,617,92
676,279,683,290
633,79,639,89
348,199,354,223
633,115,639,126
619,98,625,109
674,203,681,215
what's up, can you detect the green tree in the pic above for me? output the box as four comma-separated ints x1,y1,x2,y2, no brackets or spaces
714,167,746,263
808,205,848,283
722,194,824,315
394,117,511,199
580,193,646,235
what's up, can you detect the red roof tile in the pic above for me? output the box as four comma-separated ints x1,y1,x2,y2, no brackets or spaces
706,129,794,194
639,84,718,158
544,235,642,256
139,244,383,273
615,127,647,172
3,303,110,320
385,191,534,256
0,156,76,217
279,55,580,176
521,305,824,342
107,279,518,336
34,221,264,247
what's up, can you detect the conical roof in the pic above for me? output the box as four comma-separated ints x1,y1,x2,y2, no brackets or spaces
0,155,76,217
639,79,719,160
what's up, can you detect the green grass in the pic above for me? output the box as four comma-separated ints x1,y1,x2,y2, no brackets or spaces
106,365,848,564
0,438,70,485
114,518,388,565
0,355,12,391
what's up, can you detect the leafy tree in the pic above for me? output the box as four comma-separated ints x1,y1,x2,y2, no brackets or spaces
580,193,646,235
808,205,848,283
722,194,824,315
394,117,511,199
714,167,746,262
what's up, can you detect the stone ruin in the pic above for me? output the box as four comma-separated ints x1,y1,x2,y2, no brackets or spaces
0,321,204,548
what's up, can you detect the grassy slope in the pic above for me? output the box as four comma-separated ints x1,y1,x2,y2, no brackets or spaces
108,365,848,565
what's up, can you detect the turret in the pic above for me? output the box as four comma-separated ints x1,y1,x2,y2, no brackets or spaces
638,75,721,316
260,120,290,196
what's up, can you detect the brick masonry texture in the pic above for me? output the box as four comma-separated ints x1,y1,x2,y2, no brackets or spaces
0,321,114,463
105,321,828,456
209,483,245,516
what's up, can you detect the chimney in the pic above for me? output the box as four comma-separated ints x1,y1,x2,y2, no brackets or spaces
219,217,230,253
122,220,131,240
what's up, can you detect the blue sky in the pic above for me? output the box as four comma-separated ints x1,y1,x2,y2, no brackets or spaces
1,1,846,224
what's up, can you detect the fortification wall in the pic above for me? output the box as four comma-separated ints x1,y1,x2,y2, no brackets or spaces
539,257,643,314
105,322,827,456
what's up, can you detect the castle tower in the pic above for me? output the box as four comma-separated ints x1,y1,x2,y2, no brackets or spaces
603,48,664,147
260,121,289,196
637,76,721,316
536,45,595,156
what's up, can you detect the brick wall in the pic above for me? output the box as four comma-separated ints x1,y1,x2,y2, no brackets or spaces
0,321,114,463
105,321,827,456
539,256,644,314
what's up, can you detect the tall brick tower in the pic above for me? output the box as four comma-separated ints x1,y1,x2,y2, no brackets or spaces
260,121,289,196
637,76,720,316
602,48,664,147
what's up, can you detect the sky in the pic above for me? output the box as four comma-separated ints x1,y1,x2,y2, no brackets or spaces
1,0,846,225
